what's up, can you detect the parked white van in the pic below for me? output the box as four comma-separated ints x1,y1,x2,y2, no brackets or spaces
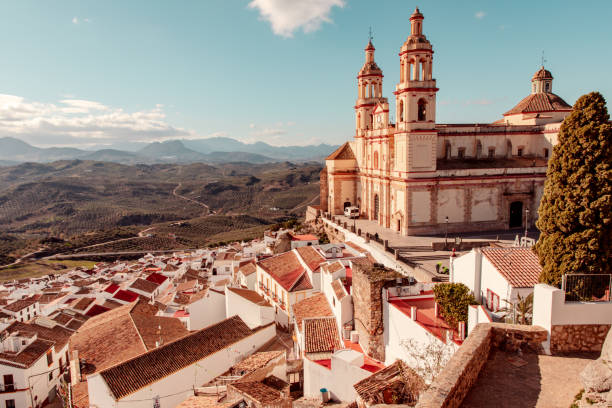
344,206,359,219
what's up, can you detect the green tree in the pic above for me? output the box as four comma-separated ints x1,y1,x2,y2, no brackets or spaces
432,283,477,329
535,92,612,285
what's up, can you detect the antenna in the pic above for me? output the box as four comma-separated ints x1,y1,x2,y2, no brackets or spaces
541,51,547,68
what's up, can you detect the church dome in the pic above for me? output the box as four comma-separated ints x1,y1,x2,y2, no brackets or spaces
532,67,553,81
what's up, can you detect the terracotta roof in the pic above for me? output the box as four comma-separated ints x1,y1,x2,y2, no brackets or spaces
73,297,95,311
504,92,571,115
70,300,187,375
291,274,313,291
4,320,73,351
176,396,240,408
292,293,333,329
0,338,54,368
238,262,257,277
331,279,347,300
295,246,326,272
113,290,139,302
326,142,356,160
99,316,269,399
146,273,168,285
532,67,553,80
102,300,122,309
226,287,271,307
174,288,210,305
365,40,375,51
85,304,110,317
3,297,37,312
481,247,542,288
303,317,343,354
291,234,318,241
231,350,284,376
258,252,305,291
230,377,287,405
176,279,198,292
129,278,159,294
325,261,345,274
353,360,425,405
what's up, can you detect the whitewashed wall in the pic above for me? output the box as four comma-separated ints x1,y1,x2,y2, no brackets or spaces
189,290,226,331
225,287,274,330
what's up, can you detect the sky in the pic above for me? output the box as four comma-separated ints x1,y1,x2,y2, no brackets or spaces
0,0,610,149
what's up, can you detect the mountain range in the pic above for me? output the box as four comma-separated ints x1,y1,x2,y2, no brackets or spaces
0,137,339,165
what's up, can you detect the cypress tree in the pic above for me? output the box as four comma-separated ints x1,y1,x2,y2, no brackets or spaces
535,92,612,285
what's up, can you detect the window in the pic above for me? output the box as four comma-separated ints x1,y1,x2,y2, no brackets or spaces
47,350,53,366
457,148,465,159
399,100,404,122
373,152,379,169
543,148,549,158
417,99,427,121
444,142,451,160
475,140,482,159
517,148,523,157
488,147,495,158
3,375,14,392
5,400,15,408
49,372,53,381
486,289,500,312
545,82,550,92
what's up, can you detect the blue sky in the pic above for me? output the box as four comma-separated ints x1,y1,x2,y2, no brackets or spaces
0,0,610,149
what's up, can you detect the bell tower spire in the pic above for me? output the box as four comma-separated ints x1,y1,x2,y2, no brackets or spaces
355,33,386,134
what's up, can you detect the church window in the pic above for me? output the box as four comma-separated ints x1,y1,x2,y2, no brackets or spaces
488,147,495,159
544,148,549,158
457,148,465,159
444,142,451,160
417,99,427,121
369,114,373,128
373,152,379,169
476,140,482,159
399,100,404,122
545,82,550,92
517,147,523,157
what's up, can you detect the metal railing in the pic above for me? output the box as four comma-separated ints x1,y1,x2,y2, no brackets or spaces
562,274,612,302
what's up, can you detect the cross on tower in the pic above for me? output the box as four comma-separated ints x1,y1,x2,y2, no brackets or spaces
368,26,373,42
541,51,547,68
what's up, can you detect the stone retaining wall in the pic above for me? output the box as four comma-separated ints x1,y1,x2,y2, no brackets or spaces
415,323,548,408
550,324,611,354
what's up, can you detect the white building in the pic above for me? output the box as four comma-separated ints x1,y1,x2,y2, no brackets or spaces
0,321,72,408
225,286,275,330
452,247,541,317
86,316,276,408
1,297,40,323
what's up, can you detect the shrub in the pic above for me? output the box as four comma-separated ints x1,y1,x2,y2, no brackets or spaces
433,283,477,328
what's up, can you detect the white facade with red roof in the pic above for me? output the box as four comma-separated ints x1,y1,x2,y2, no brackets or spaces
452,246,542,314
289,233,319,249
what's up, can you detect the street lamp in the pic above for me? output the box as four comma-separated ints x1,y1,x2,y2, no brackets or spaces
445,216,449,247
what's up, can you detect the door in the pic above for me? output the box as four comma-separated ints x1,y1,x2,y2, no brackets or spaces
509,201,523,228
343,201,351,210
373,195,380,221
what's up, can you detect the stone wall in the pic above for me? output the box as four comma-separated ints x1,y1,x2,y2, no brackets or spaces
415,323,548,408
352,260,402,362
550,324,611,354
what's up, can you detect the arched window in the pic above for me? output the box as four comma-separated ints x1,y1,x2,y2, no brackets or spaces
373,151,379,169
417,99,427,121
545,82,550,92
399,100,404,122
444,141,451,159
357,112,361,128
476,140,482,159
507,140,513,158
369,113,373,128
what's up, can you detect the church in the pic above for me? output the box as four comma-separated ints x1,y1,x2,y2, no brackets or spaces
320,7,573,235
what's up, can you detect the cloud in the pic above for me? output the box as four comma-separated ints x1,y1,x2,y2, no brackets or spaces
248,0,345,37
72,17,91,24
0,94,191,147
475,11,486,19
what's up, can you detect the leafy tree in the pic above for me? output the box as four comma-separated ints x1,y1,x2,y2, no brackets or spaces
535,92,612,286
432,283,477,329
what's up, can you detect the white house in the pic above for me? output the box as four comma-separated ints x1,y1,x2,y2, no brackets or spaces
290,234,320,249
0,321,72,408
86,316,276,408
452,247,541,318
1,297,40,323
236,261,257,290
171,287,226,331
225,286,275,330
320,261,353,332
383,284,462,380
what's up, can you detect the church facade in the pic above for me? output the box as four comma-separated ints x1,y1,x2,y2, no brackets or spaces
320,8,573,236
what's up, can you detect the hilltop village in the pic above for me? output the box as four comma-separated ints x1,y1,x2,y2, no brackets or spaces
0,6,610,408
